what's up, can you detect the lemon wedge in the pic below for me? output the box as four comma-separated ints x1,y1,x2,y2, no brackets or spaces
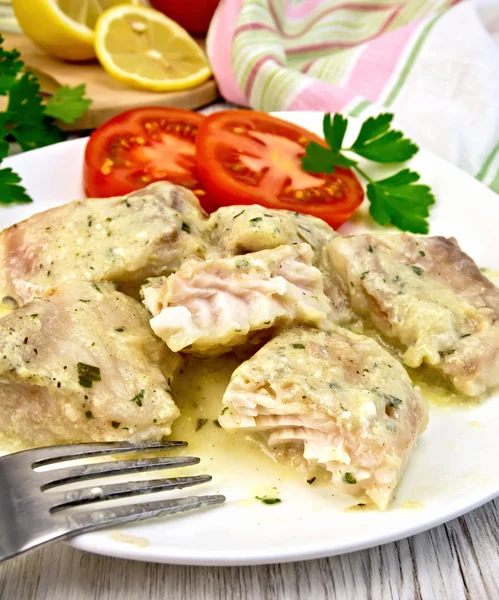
12,0,137,61
94,5,212,92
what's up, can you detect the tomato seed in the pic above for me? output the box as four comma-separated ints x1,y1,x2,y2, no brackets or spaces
100,159,114,175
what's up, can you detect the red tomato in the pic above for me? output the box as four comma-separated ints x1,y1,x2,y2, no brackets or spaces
84,107,205,198
149,0,220,35
195,111,364,228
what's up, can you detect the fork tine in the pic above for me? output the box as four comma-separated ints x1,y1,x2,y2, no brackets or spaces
39,456,200,491
30,441,187,468
48,475,213,512
66,495,226,535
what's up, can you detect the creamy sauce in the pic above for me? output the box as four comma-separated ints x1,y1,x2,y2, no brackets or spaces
169,356,307,492
0,304,12,320
166,325,482,492
109,532,151,547
481,267,499,285
408,365,478,407
357,322,477,407
401,500,423,510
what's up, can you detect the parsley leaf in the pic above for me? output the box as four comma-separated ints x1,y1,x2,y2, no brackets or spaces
367,170,435,234
351,113,418,163
323,113,348,153
302,142,356,173
0,42,23,95
0,136,9,161
0,35,91,204
7,71,64,151
44,84,92,124
0,168,32,204
301,112,435,233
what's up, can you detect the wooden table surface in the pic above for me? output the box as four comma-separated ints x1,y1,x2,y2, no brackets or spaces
1,497,498,600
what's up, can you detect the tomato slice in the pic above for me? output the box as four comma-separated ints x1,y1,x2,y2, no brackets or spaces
83,107,205,198
195,110,364,228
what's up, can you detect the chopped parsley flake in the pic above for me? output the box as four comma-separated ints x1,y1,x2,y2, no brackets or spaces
292,343,305,349
77,362,101,388
85,410,93,419
111,421,121,429
412,265,424,276
361,271,369,280
91,283,102,293
115,327,125,332
196,418,208,431
343,472,357,485
181,222,191,234
131,389,145,407
220,407,228,416
255,496,281,505
249,217,263,224
385,395,402,407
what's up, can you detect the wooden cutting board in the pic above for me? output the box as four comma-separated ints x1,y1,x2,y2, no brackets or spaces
1,32,219,130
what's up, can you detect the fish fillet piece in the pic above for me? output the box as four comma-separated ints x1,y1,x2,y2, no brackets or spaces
207,204,337,256
328,233,499,396
142,244,331,356
207,204,355,325
0,181,208,309
0,280,181,451
219,327,428,509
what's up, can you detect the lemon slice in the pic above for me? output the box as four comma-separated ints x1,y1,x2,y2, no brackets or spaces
94,5,212,92
12,0,137,61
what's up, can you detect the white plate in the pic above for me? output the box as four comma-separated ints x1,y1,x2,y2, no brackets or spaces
2,113,499,566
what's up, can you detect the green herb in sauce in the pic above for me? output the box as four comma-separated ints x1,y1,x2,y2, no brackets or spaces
343,472,357,484
412,265,424,276
131,389,145,407
255,496,282,505
196,418,208,431
77,362,101,388
181,222,191,234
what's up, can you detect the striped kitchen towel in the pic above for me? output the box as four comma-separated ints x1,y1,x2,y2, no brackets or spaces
207,0,499,192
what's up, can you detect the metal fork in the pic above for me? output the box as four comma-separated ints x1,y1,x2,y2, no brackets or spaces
0,440,225,563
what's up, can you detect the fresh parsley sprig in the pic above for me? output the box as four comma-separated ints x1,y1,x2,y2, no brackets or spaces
302,113,435,234
0,35,92,205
